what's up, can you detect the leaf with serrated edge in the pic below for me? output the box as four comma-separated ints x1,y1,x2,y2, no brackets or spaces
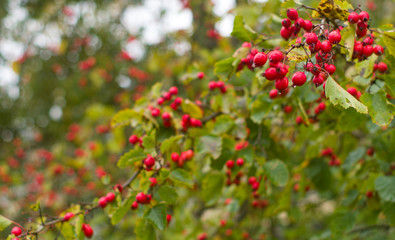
263,160,289,187
111,194,135,225
361,92,395,127
383,32,395,57
231,15,257,42
325,76,368,114
160,135,183,154
144,204,167,230
111,109,141,128
117,149,146,168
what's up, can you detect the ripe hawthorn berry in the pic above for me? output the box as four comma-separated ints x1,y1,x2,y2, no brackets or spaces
11,227,22,236
286,8,298,21
356,28,367,38
362,45,373,57
226,160,235,169
242,42,251,48
303,20,313,32
357,21,368,31
131,201,138,209
318,102,326,111
248,176,257,185
157,97,165,105
136,192,147,203
366,191,373,198
163,92,172,101
377,62,388,73
269,89,278,99
363,37,374,46
280,27,292,39
82,224,94,238
129,135,139,144
325,64,336,75
320,40,332,53
295,18,305,28
106,192,115,202
295,116,303,125
98,197,107,208
354,41,363,53
169,86,178,95
236,158,244,166
282,18,292,28
306,33,318,45
166,214,172,223
197,72,205,79
275,77,289,91
268,50,283,63
374,45,384,55
291,71,307,86
366,147,374,156
321,147,333,156
197,232,208,240
63,212,75,221
312,74,325,87
149,177,157,187
151,108,160,117
348,12,359,23
359,11,370,22
309,40,321,53
264,67,277,80
328,31,341,44
284,105,292,114
171,152,180,162
347,87,358,96
208,81,217,90
144,155,155,168
253,52,267,67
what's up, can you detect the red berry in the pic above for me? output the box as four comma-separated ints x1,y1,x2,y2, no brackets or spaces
284,105,292,114
359,11,370,22
144,155,155,168
129,135,139,144
157,97,165,105
162,112,171,120
363,37,374,46
374,45,384,55
348,12,359,23
357,21,368,31
226,160,235,169
136,192,147,203
197,72,205,79
149,177,157,187
63,212,75,221
280,26,292,40
275,77,289,91
378,62,388,73
242,42,251,48
318,102,326,111
321,147,333,156
374,63,378,71
325,64,336,75
354,41,363,53
268,50,283,63
169,86,178,95
363,45,373,57
328,31,341,44
291,71,307,86
367,147,374,156
287,8,298,21
163,92,172,101
276,66,288,79
269,89,278,99
114,184,123,193
131,201,138,209
295,18,305,28
282,18,292,28
347,87,358,96
366,191,373,198
312,74,325,87
295,116,303,125
171,152,180,162
236,158,244,166
306,33,318,45
198,232,208,240
321,40,332,53
303,20,313,32
82,224,94,238
216,81,225,89
253,52,267,67
264,67,277,80
11,227,22,236
151,108,160,117
356,28,367,38
309,40,321,53
209,81,217,90
252,182,260,190
98,197,108,208
248,176,257,185
166,214,172,223
106,192,116,203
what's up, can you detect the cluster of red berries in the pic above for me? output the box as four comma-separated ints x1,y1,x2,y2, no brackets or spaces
143,154,156,170
171,150,194,167
374,62,388,73
281,8,313,40
132,192,153,210
162,112,172,127
237,43,257,71
347,87,362,100
157,86,179,105
129,134,143,146
208,80,227,93
321,147,341,166
98,192,116,208
181,114,202,131
225,158,245,186
248,176,269,208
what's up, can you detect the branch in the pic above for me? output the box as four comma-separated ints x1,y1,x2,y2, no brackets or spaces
202,112,222,124
348,224,391,235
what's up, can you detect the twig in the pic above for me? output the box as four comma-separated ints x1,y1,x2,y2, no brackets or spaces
348,224,391,235
202,112,222,124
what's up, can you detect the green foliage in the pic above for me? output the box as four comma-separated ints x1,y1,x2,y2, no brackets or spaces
263,160,289,187
231,15,257,42
375,176,395,202
361,91,395,127
117,149,146,168
111,194,136,225
169,169,194,188
144,204,167,230
0,215,11,232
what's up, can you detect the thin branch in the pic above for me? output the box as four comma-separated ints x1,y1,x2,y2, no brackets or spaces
348,224,391,235
202,112,222,124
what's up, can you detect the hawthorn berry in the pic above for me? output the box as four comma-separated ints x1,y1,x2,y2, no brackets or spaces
328,30,341,44
98,197,108,208
151,108,160,117
320,40,332,53
303,20,313,32
106,192,115,203
185,149,194,159
129,135,139,144
209,81,217,90
321,147,333,156
306,33,318,45
169,86,178,95
291,71,307,86
286,8,298,21
149,177,157,187
264,67,277,81
309,40,321,53
171,152,180,162
366,191,373,198
362,45,373,57
114,184,123,193
157,97,165,105
144,155,155,168
268,50,283,63
236,158,244,166
363,37,374,46
374,45,384,55
197,72,205,79
242,42,251,48
282,18,292,28
312,74,325,87
348,12,359,23
269,89,278,99
356,28,367,38
377,62,388,73
136,192,147,203
226,160,235,169
11,227,22,236
295,18,305,28
325,64,336,75
284,105,292,114
162,112,171,120
253,52,268,67
216,81,225,89
131,201,138,209
357,21,368,31
318,102,326,112
197,232,207,240
63,212,75,221
190,118,202,127
275,77,289,91
252,182,260,190
347,87,358,96
166,214,172,223
359,11,370,22
248,176,257,185
82,224,94,238
163,92,172,101
295,116,303,125
366,147,374,156
354,41,363,53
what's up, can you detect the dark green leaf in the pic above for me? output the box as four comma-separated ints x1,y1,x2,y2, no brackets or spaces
231,15,257,42
212,115,235,135
144,204,167,230
305,158,332,191
342,147,365,171
169,169,194,188
263,160,289,187
135,219,156,240
117,148,146,168
201,172,225,205
111,194,135,225
375,176,395,202
251,95,273,124
158,185,178,204
160,135,183,154
214,57,236,81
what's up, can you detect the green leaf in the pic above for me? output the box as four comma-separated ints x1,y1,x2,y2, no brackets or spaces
60,222,75,240
340,23,356,61
160,135,183,154
251,95,273,124
142,129,156,156
158,185,178,204
195,135,223,160
117,148,146,168
201,172,225,205
375,176,395,202
383,31,395,57
111,193,136,225
150,82,162,99
325,76,368,114
169,169,194,188
111,109,141,128
382,202,395,225
305,158,333,191
287,47,308,62
355,54,377,78
0,215,11,231
135,219,156,240
231,15,257,42
212,115,235,135
342,147,365,171
330,210,356,233
361,92,395,127
383,74,395,97
263,160,289,187
144,204,167,230
214,57,236,81
181,100,203,119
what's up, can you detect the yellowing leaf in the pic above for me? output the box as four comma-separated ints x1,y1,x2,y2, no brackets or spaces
111,109,142,128
325,76,368,114
383,31,395,57
181,100,203,119
287,47,308,62
312,0,351,21
340,23,356,61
